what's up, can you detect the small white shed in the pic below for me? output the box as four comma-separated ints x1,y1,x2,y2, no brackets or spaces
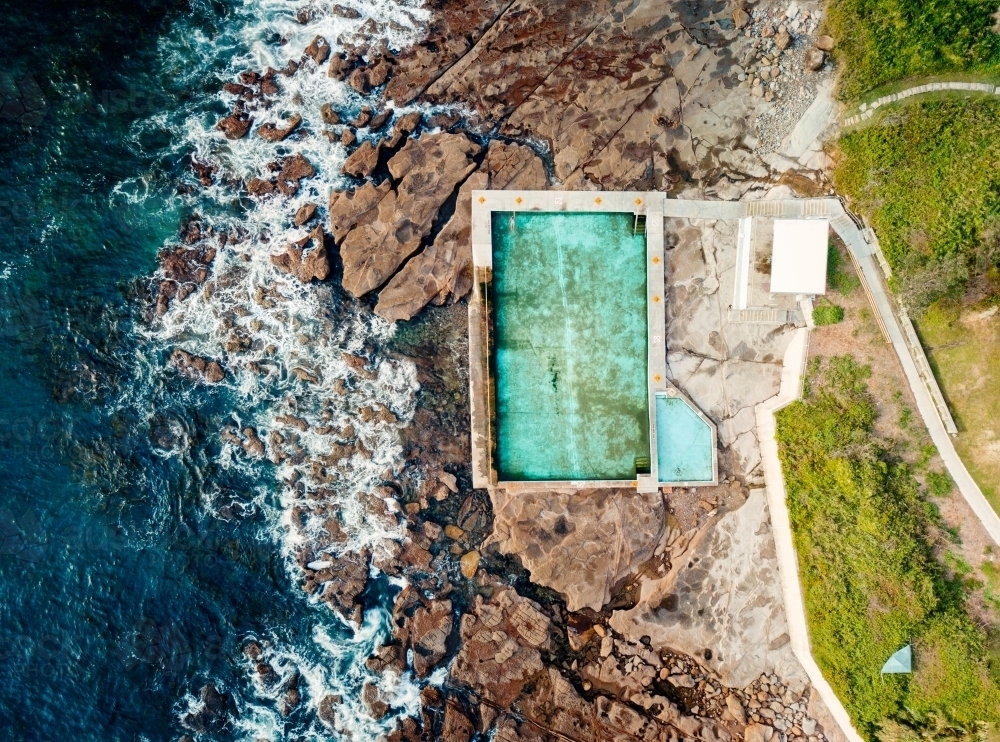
769,218,829,295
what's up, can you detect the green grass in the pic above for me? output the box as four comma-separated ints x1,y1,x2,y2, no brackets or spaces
829,242,861,295
835,98,1000,312
776,356,1000,737
916,304,1000,514
827,0,1000,100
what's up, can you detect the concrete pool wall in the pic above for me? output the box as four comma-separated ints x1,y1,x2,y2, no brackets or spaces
469,190,719,492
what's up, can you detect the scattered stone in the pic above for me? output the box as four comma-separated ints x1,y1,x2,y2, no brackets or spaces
460,550,480,578
774,29,792,51
444,524,465,540
804,47,825,71
732,7,750,28
171,348,226,384
815,35,835,51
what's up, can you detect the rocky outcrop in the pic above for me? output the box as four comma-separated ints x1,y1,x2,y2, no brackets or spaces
335,132,481,298
450,587,550,716
375,140,547,321
257,113,302,141
270,226,330,283
487,487,665,612
156,241,216,315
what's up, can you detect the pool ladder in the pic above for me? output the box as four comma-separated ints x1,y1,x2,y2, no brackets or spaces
633,213,646,236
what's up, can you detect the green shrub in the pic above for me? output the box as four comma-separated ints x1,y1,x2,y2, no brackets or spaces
827,0,1000,100
928,470,955,497
775,356,1000,736
813,304,845,326
835,99,1000,312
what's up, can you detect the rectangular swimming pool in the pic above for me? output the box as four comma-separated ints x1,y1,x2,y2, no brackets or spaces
491,211,650,481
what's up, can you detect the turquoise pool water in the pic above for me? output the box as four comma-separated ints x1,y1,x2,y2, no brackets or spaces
491,211,649,481
655,393,715,483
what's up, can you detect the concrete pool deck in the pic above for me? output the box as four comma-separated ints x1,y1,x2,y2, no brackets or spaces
469,189,719,492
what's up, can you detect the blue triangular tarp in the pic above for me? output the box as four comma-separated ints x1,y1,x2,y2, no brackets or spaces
881,645,913,674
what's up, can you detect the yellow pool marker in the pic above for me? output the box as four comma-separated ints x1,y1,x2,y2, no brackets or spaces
595,197,603,205
653,295,661,303
653,374,662,383
478,196,486,204
515,196,523,205
651,256,660,264
635,198,643,205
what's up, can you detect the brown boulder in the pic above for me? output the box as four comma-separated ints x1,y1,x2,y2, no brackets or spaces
805,47,826,71
319,103,340,125
247,177,276,197
441,704,474,742
293,202,317,226
332,4,361,18
369,109,391,131
362,682,390,720
340,129,356,146
270,226,329,283
216,109,252,139
732,7,750,28
318,695,340,729
338,132,480,297
342,140,382,178
304,35,330,65
386,111,421,147
774,29,792,51
257,113,302,142
815,35,836,52
276,153,316,196
348,67,372,94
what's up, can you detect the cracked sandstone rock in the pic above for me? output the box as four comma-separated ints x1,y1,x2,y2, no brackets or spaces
486,487,665,612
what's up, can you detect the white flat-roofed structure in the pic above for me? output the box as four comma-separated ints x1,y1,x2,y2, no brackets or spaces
769,218,830,295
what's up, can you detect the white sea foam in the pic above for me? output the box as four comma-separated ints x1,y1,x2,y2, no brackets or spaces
127,0,444,737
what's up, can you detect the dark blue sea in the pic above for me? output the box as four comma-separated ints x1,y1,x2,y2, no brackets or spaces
0,0,433,738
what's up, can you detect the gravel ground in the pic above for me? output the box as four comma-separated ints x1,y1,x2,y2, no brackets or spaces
732,3,836,155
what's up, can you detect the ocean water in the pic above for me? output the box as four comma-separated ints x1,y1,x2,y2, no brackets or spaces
0,0,440,739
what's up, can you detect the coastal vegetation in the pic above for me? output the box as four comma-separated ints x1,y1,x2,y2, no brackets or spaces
834,98,1000,314
775,356,1000,738
812,303,844,326
826,0,1000,100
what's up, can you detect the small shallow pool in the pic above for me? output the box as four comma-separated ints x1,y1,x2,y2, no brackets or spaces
655,392,715,484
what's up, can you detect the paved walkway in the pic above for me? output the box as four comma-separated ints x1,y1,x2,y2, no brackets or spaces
843,79,998,127
755,329,865,742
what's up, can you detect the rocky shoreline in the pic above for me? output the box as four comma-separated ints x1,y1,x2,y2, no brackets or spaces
155,1,850,740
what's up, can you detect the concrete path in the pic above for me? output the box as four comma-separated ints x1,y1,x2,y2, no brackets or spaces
843,79,998,127
755,329,866,742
